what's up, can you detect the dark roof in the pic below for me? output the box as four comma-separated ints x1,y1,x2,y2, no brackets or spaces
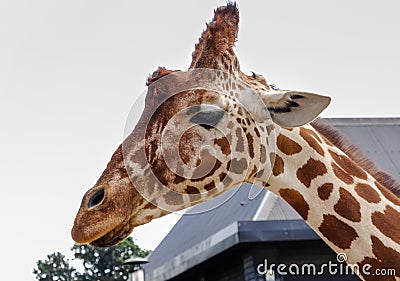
144,118,400,280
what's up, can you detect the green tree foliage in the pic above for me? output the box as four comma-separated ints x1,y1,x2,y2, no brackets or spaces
34,237,149,281
33,252,80,281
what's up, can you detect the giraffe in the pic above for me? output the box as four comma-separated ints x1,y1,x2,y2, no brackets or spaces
71,3,400,280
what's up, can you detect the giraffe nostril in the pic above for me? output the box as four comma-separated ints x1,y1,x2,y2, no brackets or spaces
88,189,105,208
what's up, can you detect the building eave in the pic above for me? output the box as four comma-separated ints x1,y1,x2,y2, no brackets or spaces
145,219,318,281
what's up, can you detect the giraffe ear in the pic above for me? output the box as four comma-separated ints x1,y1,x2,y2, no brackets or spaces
266,91,331,127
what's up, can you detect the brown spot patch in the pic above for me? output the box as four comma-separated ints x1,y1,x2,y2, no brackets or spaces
332,162,354,185
254,127,261,138
260,144,267,163
214,136,231,156
164,191,184,205
329,149,368,180
173,174,186,184
219,172,233,186
246,133,255,158
117,167,129,180
271,153,284,176
318,214,358,249
265,124,275,136
204,182,215,191
178,129,203,166
299,127,324,156
144,175,156,195
354,183,381,203
192,150,222,182
144,215,153,222
130,148,148,169
151,160,175,188
207,188,218,197
277,134,302,155
185,186,200,194
334,187,361,222
318,183,334,200
375,180,400,206
144,202,157,210
296,158,327,188
145,139,158,163
227,158,248,174
236,128,245,152
279,188,310,220
301,126,322,142
372,205,400,244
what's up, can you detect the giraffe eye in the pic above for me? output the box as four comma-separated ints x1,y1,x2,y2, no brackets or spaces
190,110,225,129
88,189,105,208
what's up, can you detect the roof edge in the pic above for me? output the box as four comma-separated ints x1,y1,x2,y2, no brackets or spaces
145,220,320,280
238,220,319,242
145,222,239,281
323,117,400,126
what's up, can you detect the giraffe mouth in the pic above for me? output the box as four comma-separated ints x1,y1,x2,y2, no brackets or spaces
88,222,134,247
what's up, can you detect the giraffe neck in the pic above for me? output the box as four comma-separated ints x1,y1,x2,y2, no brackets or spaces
256,124,400,280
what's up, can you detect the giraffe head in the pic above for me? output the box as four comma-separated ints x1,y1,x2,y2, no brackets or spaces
71,3,330,247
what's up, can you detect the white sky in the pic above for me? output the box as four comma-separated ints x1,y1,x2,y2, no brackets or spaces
1,1,399,280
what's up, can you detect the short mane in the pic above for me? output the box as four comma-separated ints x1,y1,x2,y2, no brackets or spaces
311,119,400,197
